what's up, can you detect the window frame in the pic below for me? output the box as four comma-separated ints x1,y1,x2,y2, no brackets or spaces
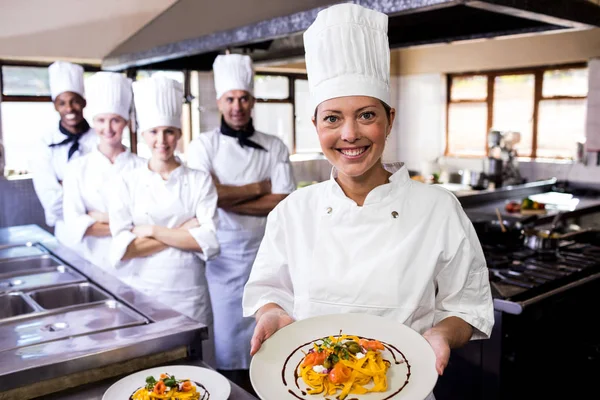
253,71,308,155
446,62,587,159
1,60,101,102
0,61,103,173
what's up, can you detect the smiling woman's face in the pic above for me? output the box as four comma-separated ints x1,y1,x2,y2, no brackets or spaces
142,126,181,162
313,96,395,179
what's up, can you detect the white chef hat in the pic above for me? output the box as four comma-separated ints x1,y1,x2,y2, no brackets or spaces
85,72,132,120
48,61,85,101
303,3,390,112
132,76,183,133
213,54,254,99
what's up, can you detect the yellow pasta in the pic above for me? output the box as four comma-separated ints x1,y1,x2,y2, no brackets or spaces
130,373,202,400
298,334,390,400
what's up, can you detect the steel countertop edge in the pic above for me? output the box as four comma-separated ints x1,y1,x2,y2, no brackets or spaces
0,225,209,392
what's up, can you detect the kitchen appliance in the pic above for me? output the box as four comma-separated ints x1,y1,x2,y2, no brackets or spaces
434,217,600,400
485,130,524,188
0,225,209,400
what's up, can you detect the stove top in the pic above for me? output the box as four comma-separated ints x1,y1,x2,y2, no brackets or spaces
484,240,600,300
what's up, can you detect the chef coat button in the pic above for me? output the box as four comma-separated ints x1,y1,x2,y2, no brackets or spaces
391,211,399,218
326,207,333,214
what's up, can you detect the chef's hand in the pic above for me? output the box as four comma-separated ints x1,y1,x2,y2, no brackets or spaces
250,305,294,356
88,211,109,223
422,328,451,376
178,218,200,230
132,225,155,238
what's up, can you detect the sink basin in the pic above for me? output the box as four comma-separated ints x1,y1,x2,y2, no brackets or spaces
0,300,148,353
0,292,37,319
0,244,47,261
0,266,87,294
27,283,112,310
0,255,62,279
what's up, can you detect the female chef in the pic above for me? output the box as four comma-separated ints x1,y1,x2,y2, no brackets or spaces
108,75,219,364
62,72,145,271
242,2,494,390
31,61,97,246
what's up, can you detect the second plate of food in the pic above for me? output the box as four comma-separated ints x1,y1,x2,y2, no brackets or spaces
102,364,231,400
249,313,437,400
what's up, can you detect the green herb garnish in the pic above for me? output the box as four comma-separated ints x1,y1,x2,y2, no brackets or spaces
145,376,157,390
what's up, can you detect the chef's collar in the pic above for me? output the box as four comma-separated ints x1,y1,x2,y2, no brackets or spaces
142,156,184,182
329,162,410,205
91,145,130,165
329,162,405,180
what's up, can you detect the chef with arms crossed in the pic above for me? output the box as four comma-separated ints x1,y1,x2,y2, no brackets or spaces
62,72,145,271
242,4,494,399
108,75,219,365
31,61,97,245
187,54,295,386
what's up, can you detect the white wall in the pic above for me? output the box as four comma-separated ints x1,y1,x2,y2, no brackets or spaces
390,28,600,185
394,74,446,175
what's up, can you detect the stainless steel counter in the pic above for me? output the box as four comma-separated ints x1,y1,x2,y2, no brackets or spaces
0,225,210,398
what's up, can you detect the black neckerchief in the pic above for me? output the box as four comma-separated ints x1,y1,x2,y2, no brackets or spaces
220,116,267,151
49,119,91,161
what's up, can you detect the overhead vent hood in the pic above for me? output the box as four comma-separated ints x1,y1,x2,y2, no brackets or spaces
102,0,600,71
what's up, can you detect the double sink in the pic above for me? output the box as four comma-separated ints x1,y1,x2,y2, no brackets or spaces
0,243,147,353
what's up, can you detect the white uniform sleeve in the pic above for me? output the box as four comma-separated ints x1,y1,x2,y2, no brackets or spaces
189,171,220,261
108,175,137,268
434,200,495,340
30,141,63,226
62,161,95,244
270,140,296,194
242,204,295,317
186,136,214,175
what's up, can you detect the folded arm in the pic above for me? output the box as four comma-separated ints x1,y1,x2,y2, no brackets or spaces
122,237,168,260
84,222,111,237
222,194,287,216
149,225,203,252
215,179,271,208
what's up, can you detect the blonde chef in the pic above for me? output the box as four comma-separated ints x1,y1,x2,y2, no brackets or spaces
108,75,219,365
62,72,145,271
242,3,495,397
187,54,295,379
31,61,97,246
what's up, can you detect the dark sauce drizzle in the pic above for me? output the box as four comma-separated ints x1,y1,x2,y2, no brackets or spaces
282,335,411,399
129,380,209,400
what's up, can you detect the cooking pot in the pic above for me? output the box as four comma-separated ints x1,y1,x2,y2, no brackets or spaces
472,215,538,247
523,212,562,252
523,227,598,251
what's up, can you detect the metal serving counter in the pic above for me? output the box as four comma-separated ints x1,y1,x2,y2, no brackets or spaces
0,225,210,399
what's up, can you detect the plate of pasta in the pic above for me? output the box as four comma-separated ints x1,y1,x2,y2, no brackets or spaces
249,313,437,400
102,365,231,400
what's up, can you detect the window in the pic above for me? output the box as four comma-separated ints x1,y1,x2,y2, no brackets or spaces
0,63,102,176
252,73,317,155
446,64,588,159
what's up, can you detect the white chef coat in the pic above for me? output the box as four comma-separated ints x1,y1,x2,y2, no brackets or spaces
243,163,495,338
186,127,296,370
187,128,296,233
62,147,146,271
30,126,97,245
108,162,220,365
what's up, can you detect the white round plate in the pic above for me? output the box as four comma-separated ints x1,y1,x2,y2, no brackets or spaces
102,364,231,400
250,313,437,400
